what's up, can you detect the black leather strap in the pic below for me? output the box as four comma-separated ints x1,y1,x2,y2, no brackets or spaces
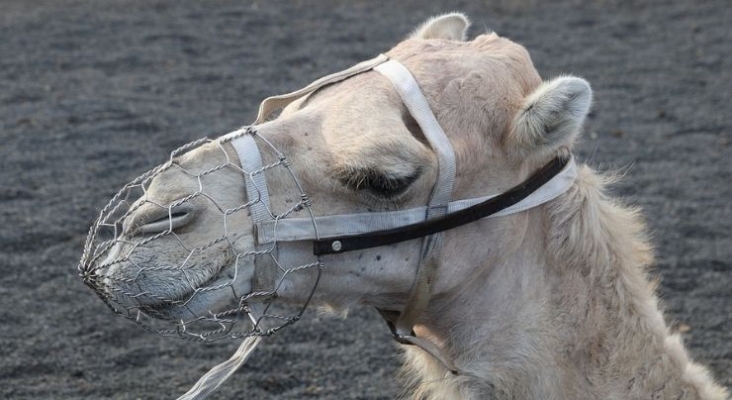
313,155,570,256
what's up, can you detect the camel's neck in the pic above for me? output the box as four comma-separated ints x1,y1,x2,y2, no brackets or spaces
403,165,727,400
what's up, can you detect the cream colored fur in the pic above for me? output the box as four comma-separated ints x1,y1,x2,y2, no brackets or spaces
103,13,729,399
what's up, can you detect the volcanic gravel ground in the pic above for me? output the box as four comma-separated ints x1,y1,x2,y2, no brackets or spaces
1,0,730,399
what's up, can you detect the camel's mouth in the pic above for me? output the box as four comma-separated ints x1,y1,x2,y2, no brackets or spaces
138,264,232,319
99,245,245,321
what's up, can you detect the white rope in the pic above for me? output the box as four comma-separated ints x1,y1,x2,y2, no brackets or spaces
176,336,262,400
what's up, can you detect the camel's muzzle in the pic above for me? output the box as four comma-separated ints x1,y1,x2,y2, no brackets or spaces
78,130,323,342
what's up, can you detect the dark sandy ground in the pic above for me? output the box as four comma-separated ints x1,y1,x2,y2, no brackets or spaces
1,0,730,398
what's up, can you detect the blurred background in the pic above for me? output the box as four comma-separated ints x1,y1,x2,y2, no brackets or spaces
1,0,730,398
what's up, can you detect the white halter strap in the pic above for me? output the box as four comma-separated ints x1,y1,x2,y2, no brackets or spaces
375,60,457,211
372,60,457,371
254,54,389,124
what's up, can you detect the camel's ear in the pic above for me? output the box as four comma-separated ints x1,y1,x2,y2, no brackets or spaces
410,12,470,41
510,76,592,150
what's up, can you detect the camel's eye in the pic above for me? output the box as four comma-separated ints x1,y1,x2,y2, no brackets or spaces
340,168,421,199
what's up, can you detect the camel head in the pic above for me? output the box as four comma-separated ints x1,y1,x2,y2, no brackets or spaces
81,13,592,339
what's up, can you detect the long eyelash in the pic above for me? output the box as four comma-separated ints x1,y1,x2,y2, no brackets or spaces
337,167,421,197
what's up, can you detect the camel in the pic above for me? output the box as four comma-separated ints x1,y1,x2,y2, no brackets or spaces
85,13,729,400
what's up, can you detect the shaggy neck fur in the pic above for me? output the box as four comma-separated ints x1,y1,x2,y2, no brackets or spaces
400,164,729,400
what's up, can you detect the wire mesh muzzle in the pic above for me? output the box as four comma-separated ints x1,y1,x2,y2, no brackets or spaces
79,128,322,342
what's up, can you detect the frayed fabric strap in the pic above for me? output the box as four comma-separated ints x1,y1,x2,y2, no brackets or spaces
176,336,262,400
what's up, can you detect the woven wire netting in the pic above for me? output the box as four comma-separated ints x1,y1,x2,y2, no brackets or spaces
79,127,322,342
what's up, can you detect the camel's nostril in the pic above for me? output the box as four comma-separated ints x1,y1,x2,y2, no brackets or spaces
132,203,196,236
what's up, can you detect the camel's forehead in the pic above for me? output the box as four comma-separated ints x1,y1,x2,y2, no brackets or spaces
387,33,540,96
274,33,541,173
300,33,540,126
